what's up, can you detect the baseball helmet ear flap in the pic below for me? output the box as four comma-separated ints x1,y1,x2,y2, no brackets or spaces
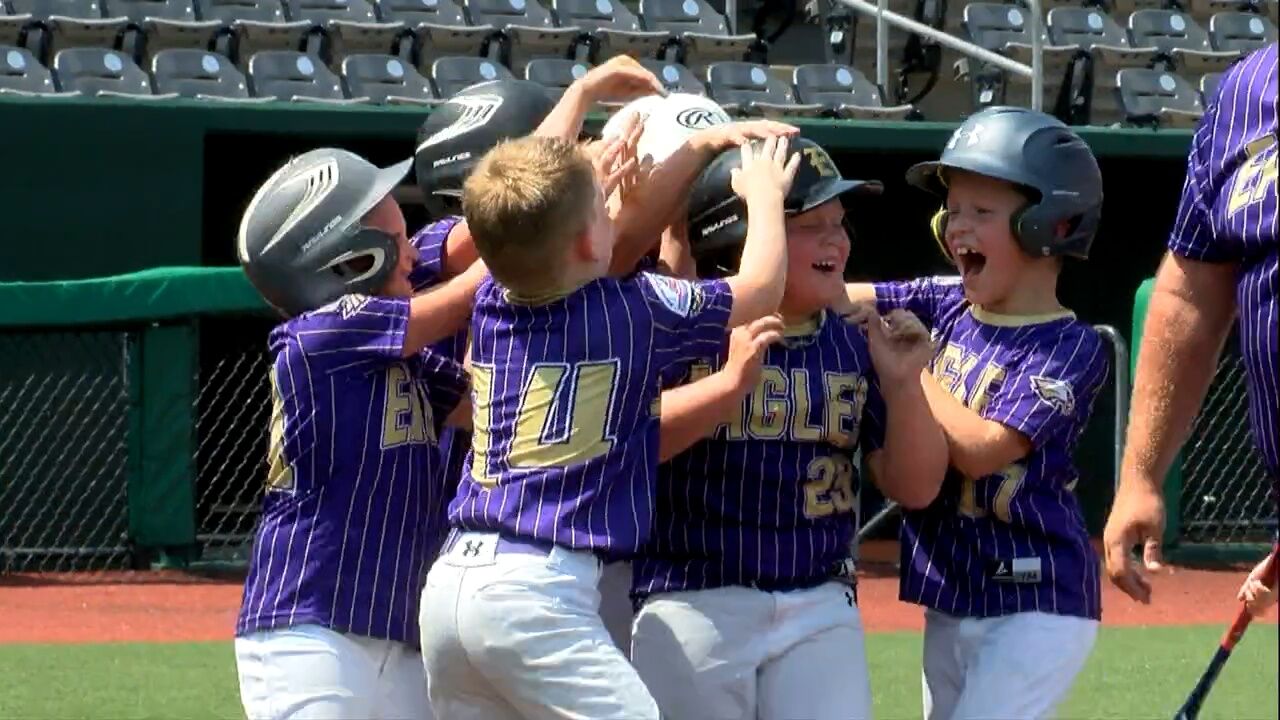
930,208,951,263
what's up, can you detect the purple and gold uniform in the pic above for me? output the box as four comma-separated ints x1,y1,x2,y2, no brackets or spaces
409,217,473,555
1168,44,1278,481
447,273,734,556
235,295,468,646
876,276,1109,620
633,310,886,596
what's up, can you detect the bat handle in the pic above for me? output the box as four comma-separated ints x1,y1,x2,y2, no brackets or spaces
1222,544,1280,651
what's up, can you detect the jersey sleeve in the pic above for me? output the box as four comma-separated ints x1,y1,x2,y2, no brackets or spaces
872,276,964,328
981,328,1109,450
1166,102,1231,263
289,294,409,372
636,272,735,371
415,348,469,436
859,372,887,454
409,216,463,290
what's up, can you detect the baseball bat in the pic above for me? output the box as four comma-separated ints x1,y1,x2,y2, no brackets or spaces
1172,545,1279,720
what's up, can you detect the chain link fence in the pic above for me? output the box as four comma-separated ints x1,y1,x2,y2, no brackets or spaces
0,331,132,572
1178,334,1276,545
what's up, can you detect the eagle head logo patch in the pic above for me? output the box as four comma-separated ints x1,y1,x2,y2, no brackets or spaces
1030,375,1075,415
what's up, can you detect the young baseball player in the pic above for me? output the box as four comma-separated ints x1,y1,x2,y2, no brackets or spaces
628,138,948,720
418,134,800,720
233,148,485,720
845,106,1111,720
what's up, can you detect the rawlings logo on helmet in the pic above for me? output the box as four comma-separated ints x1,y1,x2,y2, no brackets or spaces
676,107,730,129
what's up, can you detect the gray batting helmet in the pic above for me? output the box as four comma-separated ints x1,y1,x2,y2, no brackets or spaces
688,137,882,270
414,79,555,219
907,106,1103,260
237,148,411,317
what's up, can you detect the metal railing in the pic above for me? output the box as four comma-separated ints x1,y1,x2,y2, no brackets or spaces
835,0,1046,111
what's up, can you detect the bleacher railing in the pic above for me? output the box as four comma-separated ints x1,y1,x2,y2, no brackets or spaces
836,0,1046,112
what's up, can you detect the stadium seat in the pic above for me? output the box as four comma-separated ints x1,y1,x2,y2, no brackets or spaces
792,63,914,120
0,44,58,94
110,0,221,55
466,0,578,62
1110,0,1167,16
430,53,511,96
6,0,128,58
705,61,822,117
961,3,1077,111
377,0,493,65
1048,7,1157,68
150,47,260,97
640,0,755,69
1116,66,1203,128
1046,7,1156,124
285,0,404,60
639,57,703,94
1187,0,1256,23
247,48,358,100
551,0,667,61
1128,9,1237,73
523,56,586,98
1199,70,1221,104
341,51,437,103
1208,11,1277,53
53,46,162,95
207,0,310,62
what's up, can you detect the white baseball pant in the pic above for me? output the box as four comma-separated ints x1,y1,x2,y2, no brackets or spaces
630,581,872,720
419,531,660,720
234,623,430,720
921,608,1098,720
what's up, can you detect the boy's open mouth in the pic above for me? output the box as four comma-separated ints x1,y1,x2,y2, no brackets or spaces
812,260,838,274
954,247,987,279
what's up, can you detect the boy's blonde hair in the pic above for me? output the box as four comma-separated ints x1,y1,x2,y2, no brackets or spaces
463,136,599,295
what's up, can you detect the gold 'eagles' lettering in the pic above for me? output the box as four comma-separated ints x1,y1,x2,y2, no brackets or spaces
382,363,435,449
267,366,295,492
1228,135,1278,216
701,364,869,447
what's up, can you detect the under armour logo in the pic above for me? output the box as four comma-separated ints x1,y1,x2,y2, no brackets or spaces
461,540,484,557
946,123,986,150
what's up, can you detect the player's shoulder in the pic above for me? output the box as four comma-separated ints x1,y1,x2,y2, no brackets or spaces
1020,315,1109,377
624,271,727,320
1213,44,1278,110
278,294,385,333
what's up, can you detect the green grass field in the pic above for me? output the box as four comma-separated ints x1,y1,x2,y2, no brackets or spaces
0,625,1275,719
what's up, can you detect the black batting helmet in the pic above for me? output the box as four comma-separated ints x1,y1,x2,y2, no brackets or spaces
687,137,882,273
414,79,555,218
908,106,1103,260
237,148,411,317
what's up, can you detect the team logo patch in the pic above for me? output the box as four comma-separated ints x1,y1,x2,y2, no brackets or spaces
1030,375,1075,415
416,95,504,151
642,273,698,318
802,146,839,178
337,294,371,319
676,107,730,129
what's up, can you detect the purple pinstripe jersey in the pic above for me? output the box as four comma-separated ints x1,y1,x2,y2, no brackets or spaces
447,272,734,559
1167,44,1278,480
410,216,473,558
633,310,887,596
876,277,1109,620
235,295,468,646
